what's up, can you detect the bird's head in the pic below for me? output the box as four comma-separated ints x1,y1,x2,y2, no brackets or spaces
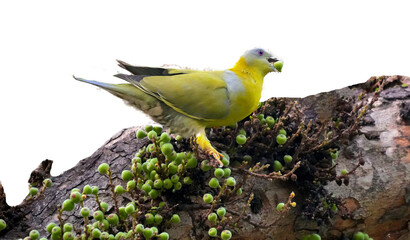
240,48,282,76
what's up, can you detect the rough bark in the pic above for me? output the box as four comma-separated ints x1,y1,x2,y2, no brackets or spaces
0,76,409,240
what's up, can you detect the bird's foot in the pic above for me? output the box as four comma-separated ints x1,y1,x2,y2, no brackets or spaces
196,133,224,167
206,147,224,167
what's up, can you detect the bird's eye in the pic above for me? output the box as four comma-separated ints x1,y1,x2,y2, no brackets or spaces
258,50,264,56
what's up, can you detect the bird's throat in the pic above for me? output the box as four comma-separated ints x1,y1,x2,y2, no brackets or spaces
230,57,264,82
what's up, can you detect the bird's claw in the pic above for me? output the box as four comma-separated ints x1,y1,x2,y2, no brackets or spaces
195,132,224,167
206,149,224,167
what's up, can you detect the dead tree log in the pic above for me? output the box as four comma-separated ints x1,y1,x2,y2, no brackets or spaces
0,76,409,240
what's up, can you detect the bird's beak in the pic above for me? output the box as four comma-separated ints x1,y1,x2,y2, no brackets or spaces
268,57,281,72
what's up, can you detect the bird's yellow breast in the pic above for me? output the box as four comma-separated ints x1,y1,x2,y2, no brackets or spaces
203,57,264,127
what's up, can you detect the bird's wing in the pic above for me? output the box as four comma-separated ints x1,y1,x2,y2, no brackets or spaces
117,60,198,76
115,71,230,121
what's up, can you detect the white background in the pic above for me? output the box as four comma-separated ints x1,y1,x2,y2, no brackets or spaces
1,0,409,206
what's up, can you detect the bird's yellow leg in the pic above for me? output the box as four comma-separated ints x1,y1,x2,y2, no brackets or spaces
196,132,224,166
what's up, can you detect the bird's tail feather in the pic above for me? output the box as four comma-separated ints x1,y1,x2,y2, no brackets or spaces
73,76,201,137
74,77,121,91
73,76,159,112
